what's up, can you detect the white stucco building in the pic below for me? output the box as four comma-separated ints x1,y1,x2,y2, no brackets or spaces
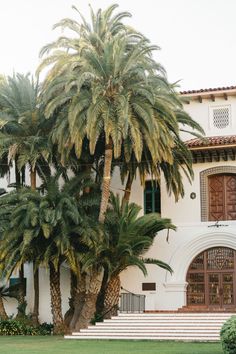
2,85,236,322
120,85,236,312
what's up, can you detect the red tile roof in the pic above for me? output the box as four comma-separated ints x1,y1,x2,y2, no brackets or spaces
180,86,236,95
186,135,236,148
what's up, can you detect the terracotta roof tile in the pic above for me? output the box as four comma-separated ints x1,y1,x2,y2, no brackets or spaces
186,135,236,148
180,86,236,95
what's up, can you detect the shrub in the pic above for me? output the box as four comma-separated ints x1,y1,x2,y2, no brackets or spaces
37,322,53,335
0,319,53,336
220,316,236,354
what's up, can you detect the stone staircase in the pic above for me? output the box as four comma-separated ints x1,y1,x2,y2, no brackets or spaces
65,312,233,341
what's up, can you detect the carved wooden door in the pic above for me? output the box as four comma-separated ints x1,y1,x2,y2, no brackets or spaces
187,247,236,310
208,174,236,221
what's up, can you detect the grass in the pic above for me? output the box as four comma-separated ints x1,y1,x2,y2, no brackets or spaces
0,336,223,354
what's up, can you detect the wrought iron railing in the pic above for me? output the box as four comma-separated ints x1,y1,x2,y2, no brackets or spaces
120,287,145,313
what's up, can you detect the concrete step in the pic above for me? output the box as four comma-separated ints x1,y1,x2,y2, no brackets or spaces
65,334,220,341
104,319,230,325
65,312,233,342
92,324,222,329
78,329,220,334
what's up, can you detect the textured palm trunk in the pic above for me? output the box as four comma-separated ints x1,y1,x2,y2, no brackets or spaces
30,168,36,190
103,275,121,319
123,172,133,203
73,270,103,332
96,268,109,316
0,297,8,320
15,157,21,188
30,168,39,325
32,266,39,325
69,273,86,331
49,263,64,334
16,265,26,318
64,271,78,330
99,139,113,223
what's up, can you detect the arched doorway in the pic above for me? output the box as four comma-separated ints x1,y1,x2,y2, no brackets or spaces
186,247,236,310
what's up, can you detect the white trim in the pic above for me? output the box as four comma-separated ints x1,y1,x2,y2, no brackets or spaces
165,231,236,284
163,282,188,292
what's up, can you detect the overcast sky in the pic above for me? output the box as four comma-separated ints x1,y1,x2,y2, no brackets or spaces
1,0,236,90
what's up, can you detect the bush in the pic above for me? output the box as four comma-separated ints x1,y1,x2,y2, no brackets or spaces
0,319,53,336
220,316,236,354
37,322,53,335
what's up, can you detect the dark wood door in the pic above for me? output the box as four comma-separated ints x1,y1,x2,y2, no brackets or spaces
208,174,236,221
187,247,236,310
208,273,234,308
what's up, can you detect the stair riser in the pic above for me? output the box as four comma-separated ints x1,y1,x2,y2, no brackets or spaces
92,325,222,329
65,335,220,341
78,330,220,334
65,312,234,342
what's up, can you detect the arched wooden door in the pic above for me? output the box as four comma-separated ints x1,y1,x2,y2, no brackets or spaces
187,247,236,310
208,174,236,221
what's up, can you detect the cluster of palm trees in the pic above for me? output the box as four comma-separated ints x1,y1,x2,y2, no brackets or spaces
0,5,203,334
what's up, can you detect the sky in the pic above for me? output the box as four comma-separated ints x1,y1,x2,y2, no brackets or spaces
0,0,236,90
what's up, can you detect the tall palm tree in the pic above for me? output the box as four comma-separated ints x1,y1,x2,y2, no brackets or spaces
0,171,103,334
96,194,175,318
0,73,51,188
0,73,52,323
38,4,198,223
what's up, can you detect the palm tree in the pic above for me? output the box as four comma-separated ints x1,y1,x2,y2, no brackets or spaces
38,4,197,223
0,73,53,324
0,73,51,188
0,165,105,333
0,173,82,334
96,194,175,318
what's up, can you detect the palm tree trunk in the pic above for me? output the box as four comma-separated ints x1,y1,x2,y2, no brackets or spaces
0,297,8,320
30,168,39,325
69,273,86,331
16,264,26,318
64,270,77,330
98,138,113,223
30,168,36,190
73,270,103,331
15,157,21,189
49,263,64,334
123,172,133,203
96,268,109,317
32,266,39,325
103,275,121,319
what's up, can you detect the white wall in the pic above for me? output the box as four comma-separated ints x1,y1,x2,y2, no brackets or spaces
181,95,236,140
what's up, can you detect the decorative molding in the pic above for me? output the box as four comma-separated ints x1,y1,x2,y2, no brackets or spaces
165,231,236,284
163,282,188,292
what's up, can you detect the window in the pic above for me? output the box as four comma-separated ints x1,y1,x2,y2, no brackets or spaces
144,181,161,214
210,105,231,130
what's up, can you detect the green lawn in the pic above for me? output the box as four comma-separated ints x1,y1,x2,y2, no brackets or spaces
0,336,223,354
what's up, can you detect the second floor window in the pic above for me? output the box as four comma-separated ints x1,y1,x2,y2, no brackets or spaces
144,181,161,214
